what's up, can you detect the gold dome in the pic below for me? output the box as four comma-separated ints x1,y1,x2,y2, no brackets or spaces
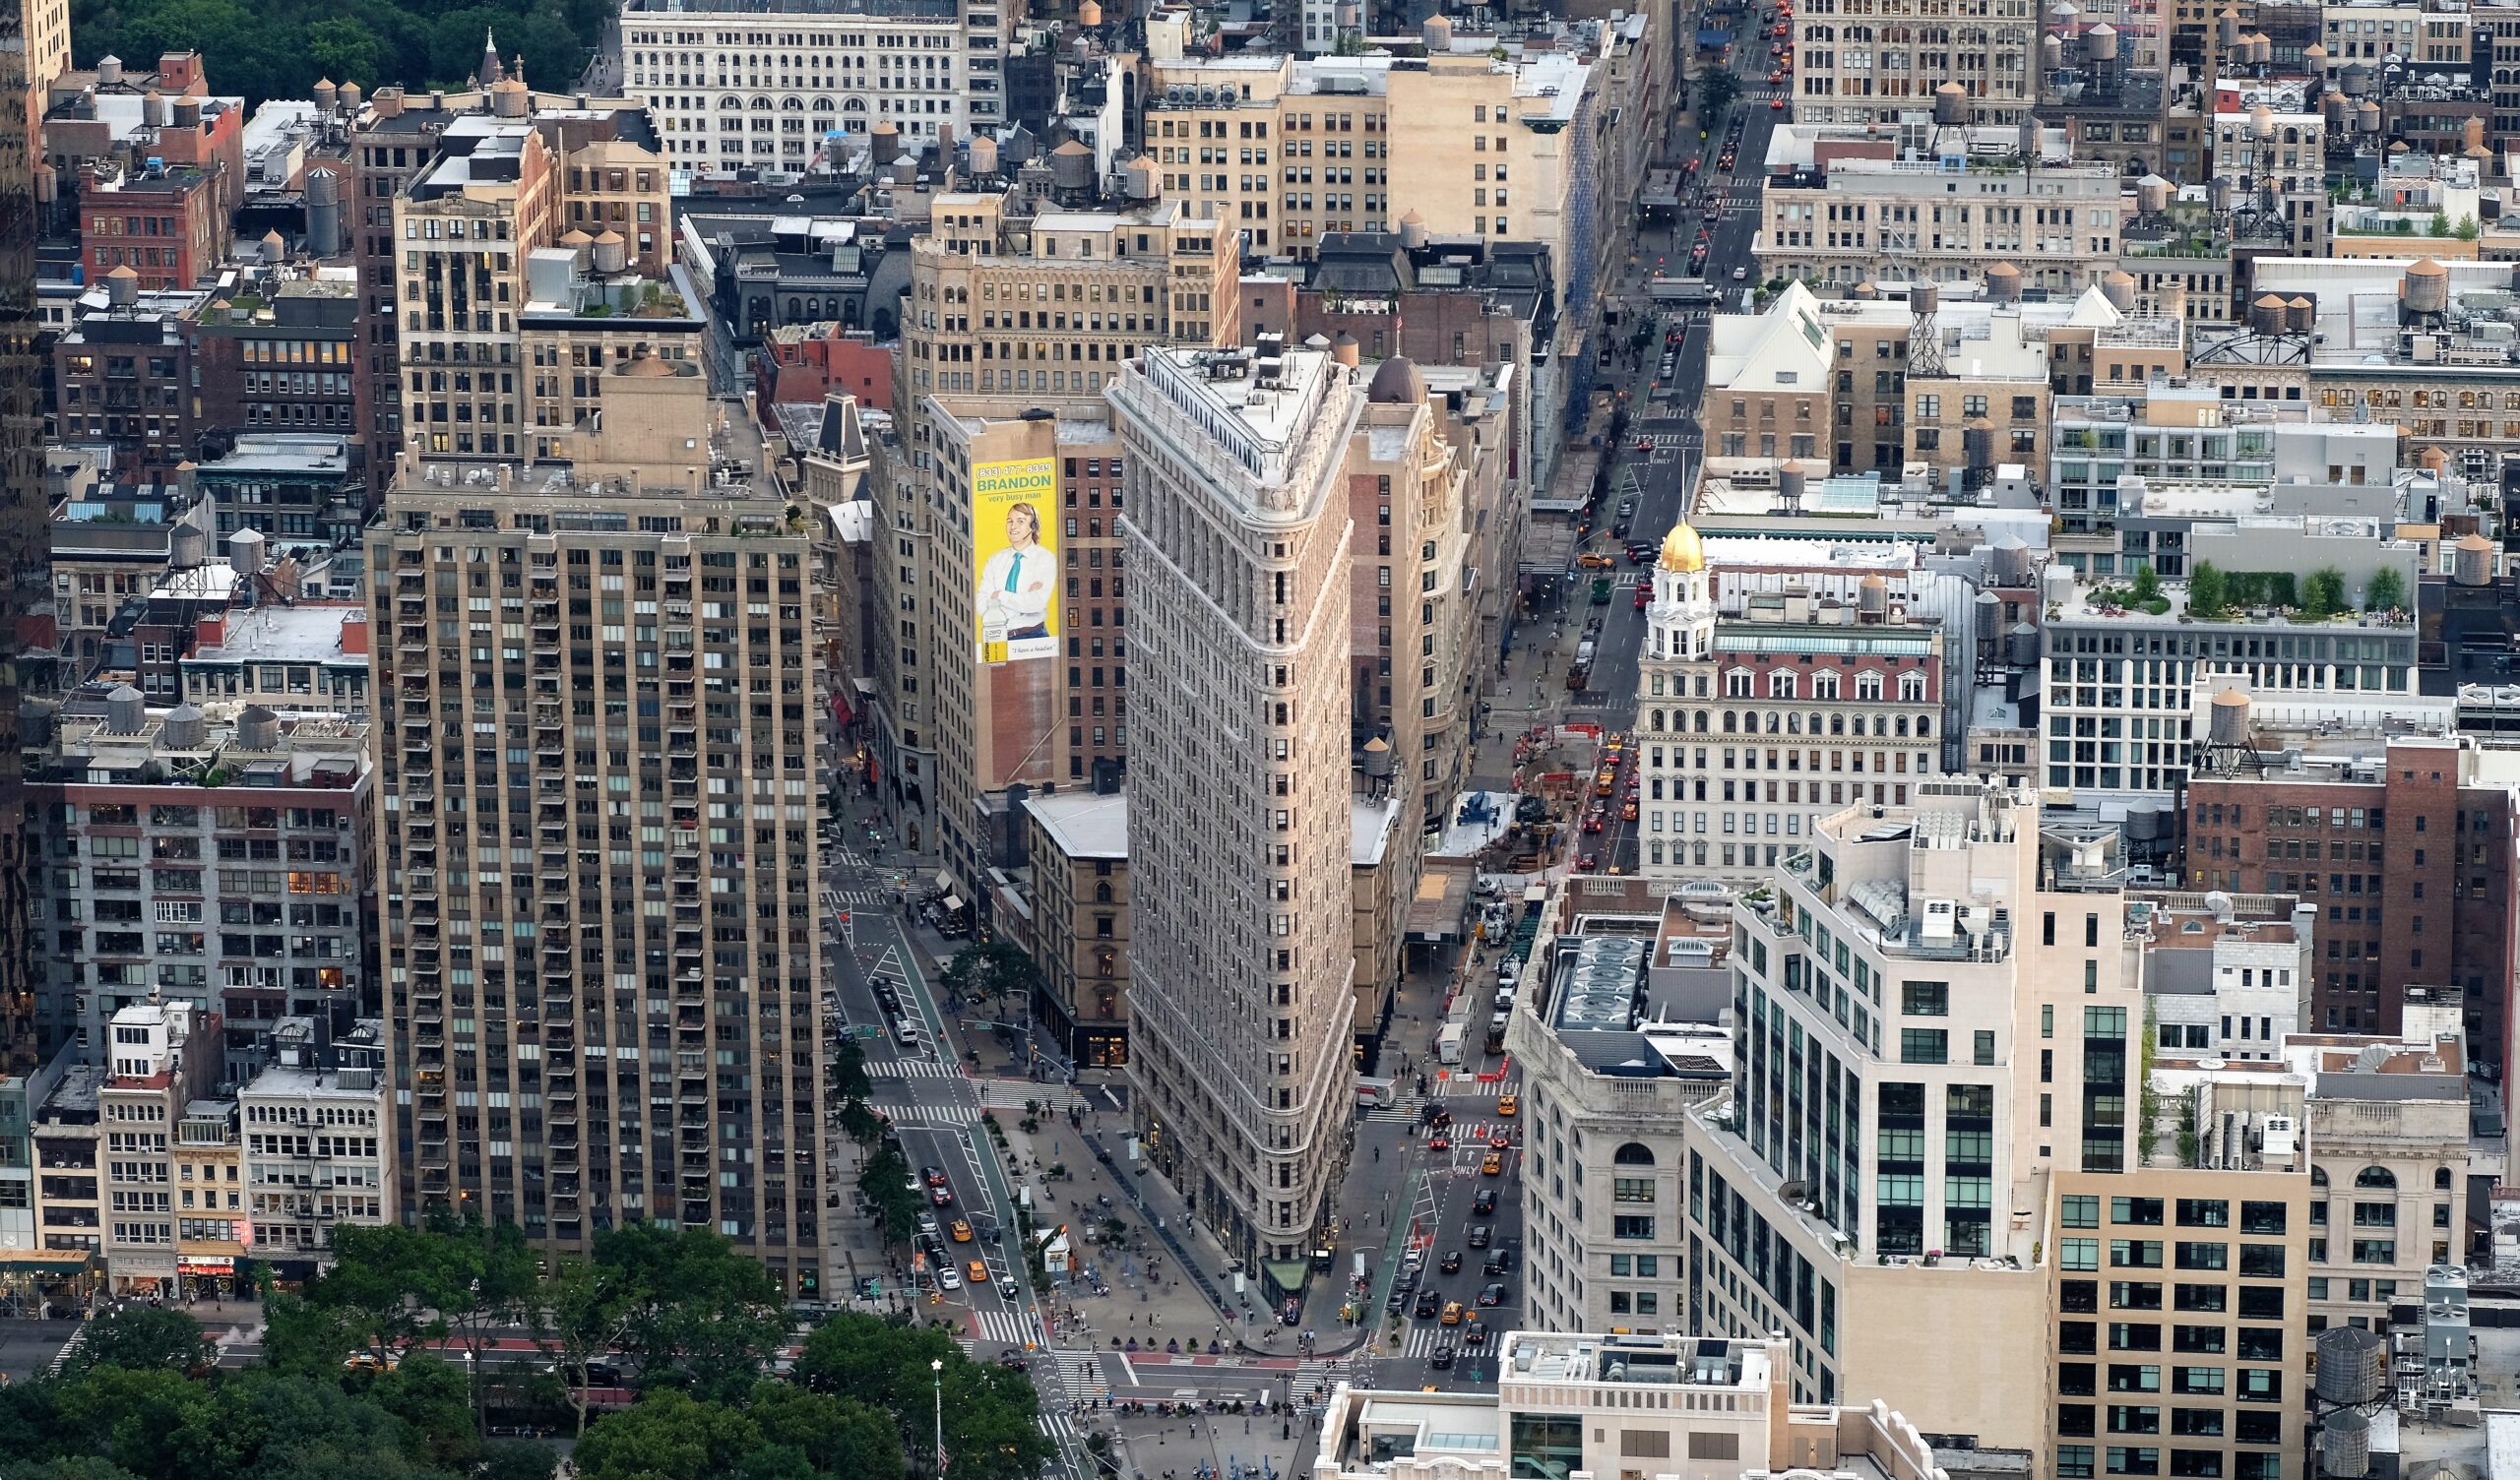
1658,522,1706,574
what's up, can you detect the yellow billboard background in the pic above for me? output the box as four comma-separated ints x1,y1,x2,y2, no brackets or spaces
973,456,1059,665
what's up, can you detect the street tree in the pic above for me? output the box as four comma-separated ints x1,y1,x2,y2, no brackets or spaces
59,1306,212,1378
569,1390,763,1480
1696,67,1741,125
527,1252,635,1437
592,1224,789,1402
940,941,1040,1012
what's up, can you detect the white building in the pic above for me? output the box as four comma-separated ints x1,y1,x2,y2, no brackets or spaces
1109,343,1367,1267
2141,896,2316,1061
1634,524,1947,886
613,0,1009,172
238,1018,393,1265
98,1001,219,1294
1311,1332,1952,1480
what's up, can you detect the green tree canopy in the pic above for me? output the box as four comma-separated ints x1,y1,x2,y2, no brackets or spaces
570,1390,763,1480
61,1306,213,1378
2302,567,2349,619
2365,566,2407,612
591,1224,789,1402
2187,561,2228,619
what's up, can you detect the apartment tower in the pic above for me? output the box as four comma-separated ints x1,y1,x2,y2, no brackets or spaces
1108,341,1365,1266
0,0,43,1069
371,455,825,1294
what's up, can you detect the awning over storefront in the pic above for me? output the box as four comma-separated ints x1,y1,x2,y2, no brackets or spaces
941,894,965,913
1263,1260,1311,1301
934,870,956,893
1697,27,1732,45
0,1252,97,1276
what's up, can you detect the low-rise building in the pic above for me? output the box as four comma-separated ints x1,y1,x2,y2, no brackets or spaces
1312,1333,1961,1479
98,999,221,1296
1754,124,2118,291
1017,791,1131,1073
238,1016,391,1277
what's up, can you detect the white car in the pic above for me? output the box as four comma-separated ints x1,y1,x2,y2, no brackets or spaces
936,1264,964,1291
1732,266,1749,281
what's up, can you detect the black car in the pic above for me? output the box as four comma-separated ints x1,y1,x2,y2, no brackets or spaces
1472,1188,1497,1215
1483,1247,1518,1276
1479,1282,1508,1308
1439,1250,1463,1274
1414,1288,1441,1319
1467,1225,1491,1249
1386,1288,1408,1314
1429,1344,1456,1370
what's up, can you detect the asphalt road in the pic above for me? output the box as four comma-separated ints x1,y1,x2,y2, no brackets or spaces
1559,11,1783,875
815,831,1089,1470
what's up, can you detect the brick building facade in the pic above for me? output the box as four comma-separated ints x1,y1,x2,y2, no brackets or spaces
2184,735,2515,1075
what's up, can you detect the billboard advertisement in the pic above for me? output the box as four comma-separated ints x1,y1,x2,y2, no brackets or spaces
973,456,1058,665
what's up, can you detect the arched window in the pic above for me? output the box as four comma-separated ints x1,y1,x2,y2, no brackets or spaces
1613,1142,1655,1166
1651,709,1666,732
813,97,836,112
2355,1166,2397,1191
781,95,805,111
1693,710,1709,733
2310,1166,2328,1187
2434,1167,2453,1190
1722,711,1738,734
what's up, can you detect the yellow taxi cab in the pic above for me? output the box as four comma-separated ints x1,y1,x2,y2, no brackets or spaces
1441,1301,1466,1326
968,1260,990,1284
1481,1152,1505,1176
1496,1094,1518,1117
950,1219,974,1243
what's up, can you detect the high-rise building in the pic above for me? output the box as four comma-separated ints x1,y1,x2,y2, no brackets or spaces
1107,342,1365,1266
371,452,826,1294
1683,777,2305,1479
883,182,1234,884
349,85,665,491
0,0,47,1071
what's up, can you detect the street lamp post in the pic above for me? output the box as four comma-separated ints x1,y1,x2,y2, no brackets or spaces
931,1357,945,1474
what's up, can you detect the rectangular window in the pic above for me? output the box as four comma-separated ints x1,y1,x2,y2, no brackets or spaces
1900,1028,1948,1064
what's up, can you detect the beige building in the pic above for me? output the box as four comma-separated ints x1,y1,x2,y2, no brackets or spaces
1680,778,2310,1476
2283,1012,2470,1333
1793,3,2039,125
1313,1333,1951,1480
353,85,667,480
371,451,827,1294
1636,526,1948,885
1509,931,1731,1335
1142,35,1610,318
892,185,1232,897
1756,156,2123,293
1109,343,1364,1270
